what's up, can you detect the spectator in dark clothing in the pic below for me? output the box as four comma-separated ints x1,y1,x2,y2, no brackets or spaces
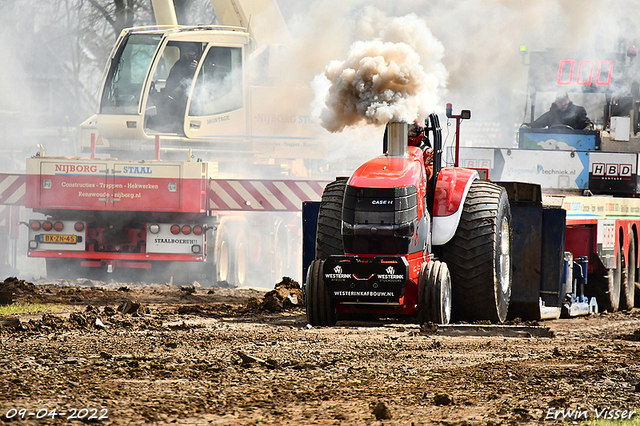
530,93,593,130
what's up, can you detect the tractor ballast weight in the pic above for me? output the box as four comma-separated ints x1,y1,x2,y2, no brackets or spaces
305,113,513,326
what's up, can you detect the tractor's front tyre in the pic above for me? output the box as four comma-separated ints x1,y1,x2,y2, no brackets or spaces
442,181,512,323
305,259,337,326
418,260,452,325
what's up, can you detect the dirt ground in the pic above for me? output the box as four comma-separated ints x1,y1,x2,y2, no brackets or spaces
2,276,640,426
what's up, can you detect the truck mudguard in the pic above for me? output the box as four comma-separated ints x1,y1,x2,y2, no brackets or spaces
431,167,478,246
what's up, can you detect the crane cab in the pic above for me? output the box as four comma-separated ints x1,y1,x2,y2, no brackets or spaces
80,26,251,158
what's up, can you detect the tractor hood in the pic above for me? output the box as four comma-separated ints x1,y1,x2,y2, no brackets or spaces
348,146,425,190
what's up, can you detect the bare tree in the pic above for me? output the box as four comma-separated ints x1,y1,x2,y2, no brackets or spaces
0,0,214,149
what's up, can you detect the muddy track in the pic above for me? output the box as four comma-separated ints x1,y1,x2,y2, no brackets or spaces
1,277,640,425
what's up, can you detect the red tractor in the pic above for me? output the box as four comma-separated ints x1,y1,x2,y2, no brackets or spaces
305,113,512,325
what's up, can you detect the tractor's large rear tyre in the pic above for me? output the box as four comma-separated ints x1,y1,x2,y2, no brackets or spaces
442,181,512,323
316,178,347,259
304,179,345,324
418,260,452,325
305,259,337,326
621,232,636,310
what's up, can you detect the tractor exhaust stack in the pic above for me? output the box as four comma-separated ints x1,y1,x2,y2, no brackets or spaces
387,122,409,158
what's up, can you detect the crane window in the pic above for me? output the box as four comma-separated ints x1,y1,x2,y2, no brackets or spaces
189,47,243,116
100,34,162,114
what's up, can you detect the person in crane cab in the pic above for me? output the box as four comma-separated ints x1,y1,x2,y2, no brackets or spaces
164,43,200,105
529,93,593,130
155,43,201,132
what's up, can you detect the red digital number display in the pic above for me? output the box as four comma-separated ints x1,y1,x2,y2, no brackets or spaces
557,60,613,86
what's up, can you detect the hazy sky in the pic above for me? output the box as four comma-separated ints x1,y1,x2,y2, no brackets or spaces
2,0,640,162
275,0,640,117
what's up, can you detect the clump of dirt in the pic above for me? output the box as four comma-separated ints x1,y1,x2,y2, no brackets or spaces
372,401,393,420
117,299,150,314
615,329,640,341
0,276,37,296
247,277,303,312
0,303,166,335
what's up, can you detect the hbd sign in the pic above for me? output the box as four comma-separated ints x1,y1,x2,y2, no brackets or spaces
589,153,638,194
592,163,633,177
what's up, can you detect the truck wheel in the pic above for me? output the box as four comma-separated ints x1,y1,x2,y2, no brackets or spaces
316,178,347,259
418,260,451,325
621,233,636,310
442,181,512,323
214,225,249,287
216,231,231,284
305,259,337,326
234,230,248,287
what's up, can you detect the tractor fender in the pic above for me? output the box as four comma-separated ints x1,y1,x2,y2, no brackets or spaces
431,167,478,246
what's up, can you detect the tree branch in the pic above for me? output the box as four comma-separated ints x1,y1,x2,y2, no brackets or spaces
86,0,116,30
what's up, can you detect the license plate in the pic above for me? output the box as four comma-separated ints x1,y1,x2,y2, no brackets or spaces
40,234,77,244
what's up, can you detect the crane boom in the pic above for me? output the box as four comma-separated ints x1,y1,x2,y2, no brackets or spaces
151,0,179,25
152,0,290,46
209,0,291,45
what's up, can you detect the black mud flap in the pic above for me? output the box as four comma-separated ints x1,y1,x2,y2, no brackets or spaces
496,182,566,320
302,200,320,287
323,256,409,302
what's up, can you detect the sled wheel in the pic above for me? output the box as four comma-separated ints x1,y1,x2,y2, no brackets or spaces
305,259,337,326
442,180,512,323
589,237,622,313
589,265,620,312
316,178,347,259
621,232,636,310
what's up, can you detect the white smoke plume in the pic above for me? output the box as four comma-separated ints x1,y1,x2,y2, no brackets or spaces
316,12,446,132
